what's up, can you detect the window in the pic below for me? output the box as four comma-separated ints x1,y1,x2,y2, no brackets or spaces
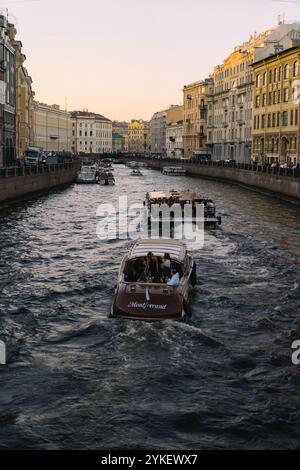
282,111,288,126
296,109,298,125
255,95,260,108
272,113,276,128
293,60,299,77
263,93,267,106
273,91,277,104
284,64,289,79
284,88,289,102
263,72,267,86
269,69,272,84
267,114,271,128
278,67,282,81
291,109,294,126
269,92,273,105
262,114,265,129
274,68,277,82
278,90,281,103
277,112,280,127
256,74,261,88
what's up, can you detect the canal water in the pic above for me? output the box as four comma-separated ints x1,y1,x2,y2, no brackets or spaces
0,165,299,450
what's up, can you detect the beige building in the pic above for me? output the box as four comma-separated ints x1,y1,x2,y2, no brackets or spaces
183,79,212,158
127,120,150,154
32,101,72,152
12,39,34,157
252,46,300,164
207,30,273,163
71,111,112,154
166,105,183,158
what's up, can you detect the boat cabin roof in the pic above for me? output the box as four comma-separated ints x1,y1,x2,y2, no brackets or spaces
147,189,206,204
128,238,187,262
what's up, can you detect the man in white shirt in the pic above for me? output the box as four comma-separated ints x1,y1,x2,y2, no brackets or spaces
167,269,180,286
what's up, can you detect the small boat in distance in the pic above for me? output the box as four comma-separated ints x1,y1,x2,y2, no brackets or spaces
130,169,143,176
126,161,148,168
76,166,98,184
111,238,196,321
162,166,186,176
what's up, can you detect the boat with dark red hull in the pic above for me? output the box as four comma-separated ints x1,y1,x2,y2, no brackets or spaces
111,239,196,321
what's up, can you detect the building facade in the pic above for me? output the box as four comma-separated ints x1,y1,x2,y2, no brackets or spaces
112,132,124,153
32,102,72,152
127,120,150,154
9,28,34,158
71,111,112,154
252,46,300,164
207,30,273,163
166,105,183,158
0,16,16,166
112,121,128,153
150,110,167,155
183,79,211,159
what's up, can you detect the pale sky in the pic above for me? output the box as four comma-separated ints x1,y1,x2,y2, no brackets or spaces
2,0,300,120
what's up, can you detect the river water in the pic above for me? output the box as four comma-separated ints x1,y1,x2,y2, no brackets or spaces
0,165,299,450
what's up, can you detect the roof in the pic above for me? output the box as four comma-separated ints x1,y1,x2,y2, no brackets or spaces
147,190,205,203
251,45,300,66
128,239,187,262
72,111,112,122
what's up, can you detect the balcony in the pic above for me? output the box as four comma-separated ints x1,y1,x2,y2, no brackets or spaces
236,119,245,126
222,121,229,127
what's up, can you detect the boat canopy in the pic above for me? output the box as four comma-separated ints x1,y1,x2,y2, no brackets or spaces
128,239,187,262
147,189,206,204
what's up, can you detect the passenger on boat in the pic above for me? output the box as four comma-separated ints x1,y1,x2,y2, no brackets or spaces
161,253,172,280
146,252,162,283
125,264,137,282
167,269,180,286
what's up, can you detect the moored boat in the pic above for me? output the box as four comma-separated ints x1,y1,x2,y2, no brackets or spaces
76,166,98,184
98,171,115,185
162,166,186,176
111,238,196,321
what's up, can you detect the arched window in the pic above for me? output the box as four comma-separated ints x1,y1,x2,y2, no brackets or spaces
284,64,290,79
278,67,282,81
293,60,299,77
274,68,277,82
263,72,267,85
256,74,261,88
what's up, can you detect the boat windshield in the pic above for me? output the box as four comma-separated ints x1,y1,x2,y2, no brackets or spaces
123,257,183,284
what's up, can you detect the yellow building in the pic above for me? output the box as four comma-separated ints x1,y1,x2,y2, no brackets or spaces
8,24,34,158
32,101,72,152
183,79,212,158
252,46,300,164
166,105,183,126
127,120,150,154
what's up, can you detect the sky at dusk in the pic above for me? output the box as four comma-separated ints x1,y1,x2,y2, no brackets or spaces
2,0,300,121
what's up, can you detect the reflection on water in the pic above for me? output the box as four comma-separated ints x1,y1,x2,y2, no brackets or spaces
0,165,299,449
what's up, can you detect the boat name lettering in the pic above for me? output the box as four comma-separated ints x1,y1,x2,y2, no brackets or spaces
127,301,167,310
